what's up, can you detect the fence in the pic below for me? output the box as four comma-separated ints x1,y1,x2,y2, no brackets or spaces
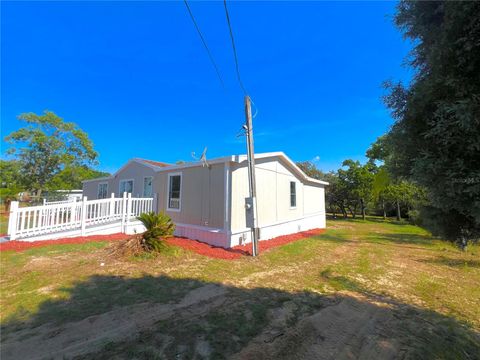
7,193,156,241
43,199,75,206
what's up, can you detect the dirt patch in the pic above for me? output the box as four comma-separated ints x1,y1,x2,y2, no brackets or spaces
3,287,478,360
231,294,410,360
325,223,355,230
0,284,227,360
23,256,63,271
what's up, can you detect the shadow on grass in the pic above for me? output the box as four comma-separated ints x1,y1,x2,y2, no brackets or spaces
327,215,411,226
360,217,411,226
314,232,354,244
1,274,479,360
326,220,437,248
356,234,449,253
373,233,435,246
418,256,480,269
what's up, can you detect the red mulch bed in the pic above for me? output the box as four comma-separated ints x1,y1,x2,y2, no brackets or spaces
166,237,247,260
0,233,130,252
0,228,325,258
234,228,325,255
166,228,326,260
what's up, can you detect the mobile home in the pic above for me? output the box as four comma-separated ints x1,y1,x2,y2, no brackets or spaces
83,152,328,248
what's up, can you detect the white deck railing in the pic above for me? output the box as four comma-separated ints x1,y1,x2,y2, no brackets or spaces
7,193,156,240
43,199,75,206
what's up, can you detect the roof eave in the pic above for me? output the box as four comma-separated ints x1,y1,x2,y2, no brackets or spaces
82,176,113,184
153,156,234,173
230,152,329,186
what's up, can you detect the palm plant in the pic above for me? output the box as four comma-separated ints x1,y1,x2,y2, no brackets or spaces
137,212,175,252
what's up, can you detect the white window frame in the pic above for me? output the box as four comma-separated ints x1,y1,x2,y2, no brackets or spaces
166,172,182,212
290,181,297,209
97,182,108,199
119,179,134,196
143,176,153,198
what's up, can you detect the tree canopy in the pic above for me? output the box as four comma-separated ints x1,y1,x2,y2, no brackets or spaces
48,166,110,190
4,111,104,195
0,160,23,199
296,161,327,180
379,1,480,242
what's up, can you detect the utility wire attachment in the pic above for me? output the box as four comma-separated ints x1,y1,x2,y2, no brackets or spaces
223,0,248,95
184,0,225,89
250,98,258,118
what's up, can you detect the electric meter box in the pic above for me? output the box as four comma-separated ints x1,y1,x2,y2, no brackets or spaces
245,197,256,228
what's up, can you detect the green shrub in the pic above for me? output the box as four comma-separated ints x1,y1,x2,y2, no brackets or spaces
137,212,175,252
419,206,479,248
407,209,422,226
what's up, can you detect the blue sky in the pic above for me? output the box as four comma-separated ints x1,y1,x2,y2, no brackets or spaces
1,1,412,173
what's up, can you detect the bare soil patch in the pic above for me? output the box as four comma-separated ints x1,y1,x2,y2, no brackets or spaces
1,284,227,360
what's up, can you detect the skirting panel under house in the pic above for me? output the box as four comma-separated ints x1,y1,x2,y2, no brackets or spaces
174,223,230,248
228,212,326,248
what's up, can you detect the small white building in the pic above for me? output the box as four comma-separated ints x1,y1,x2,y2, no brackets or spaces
82,152,328,248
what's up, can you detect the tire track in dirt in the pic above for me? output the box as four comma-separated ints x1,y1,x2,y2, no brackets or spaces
231,293,405,360
1,284,227,360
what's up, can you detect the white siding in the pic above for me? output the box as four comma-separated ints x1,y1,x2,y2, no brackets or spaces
229,156,326,246
303,185,325,215
153,163,226,230
82,161,157,200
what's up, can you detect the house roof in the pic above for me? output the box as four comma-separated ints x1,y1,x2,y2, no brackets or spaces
231,152,329,186
82,152,328,186
137,159,171,168
82,158,169,183
148,152,329,186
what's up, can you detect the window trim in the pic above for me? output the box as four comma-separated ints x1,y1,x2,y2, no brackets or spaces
97,182,108,199
290,181,297,209
143,176,153,198
118,179,134,196
166,172,182,212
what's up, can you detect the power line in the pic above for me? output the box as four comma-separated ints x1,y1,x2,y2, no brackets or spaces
184,0,225,88
223,0,248,95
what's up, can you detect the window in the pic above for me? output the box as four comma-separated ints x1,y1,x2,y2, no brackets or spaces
167,174,182,211
119,179,134,196
97,183,108,199
290,181,296,208
143,177,153,197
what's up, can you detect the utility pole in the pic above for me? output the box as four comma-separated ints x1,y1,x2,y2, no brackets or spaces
244,95,259,256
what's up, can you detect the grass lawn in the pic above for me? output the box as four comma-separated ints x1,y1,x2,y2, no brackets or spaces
1,218,479,359
0,204,8,234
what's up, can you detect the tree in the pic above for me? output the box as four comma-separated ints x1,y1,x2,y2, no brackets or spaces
366,135,392,165
0,160,24,200
321,172,345,218
296,161,327,180
383,181,427,221
372,167,390,219
338,160,375,220
48,166,110,190
381,1,480,243
4,111,98,195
